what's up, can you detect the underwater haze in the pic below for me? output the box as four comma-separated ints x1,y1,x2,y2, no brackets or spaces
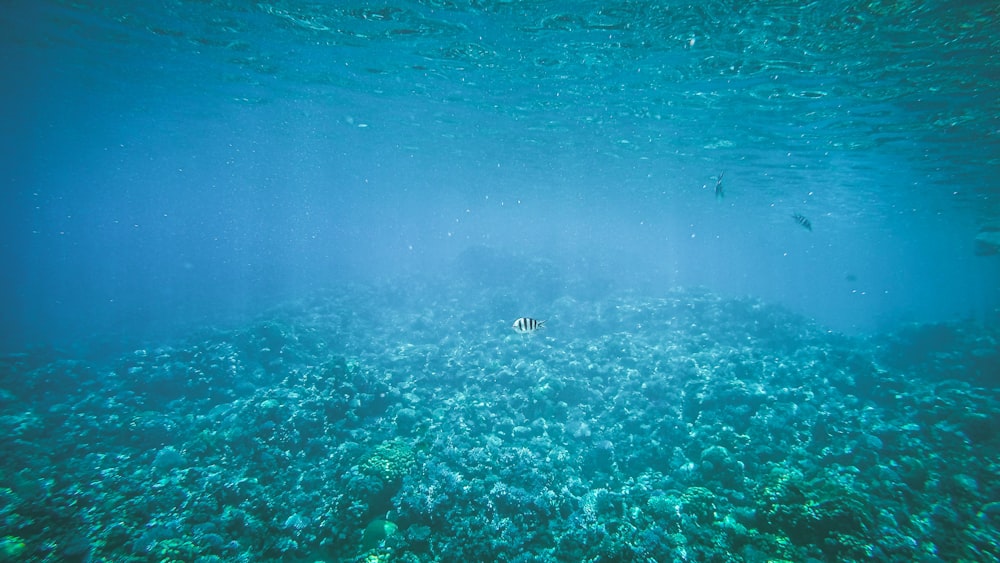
1,1,997,350
1,1,1000,562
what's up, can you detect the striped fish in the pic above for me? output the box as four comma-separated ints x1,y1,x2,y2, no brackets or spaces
792,213,812,231
715,171,725,199
512,317,545,334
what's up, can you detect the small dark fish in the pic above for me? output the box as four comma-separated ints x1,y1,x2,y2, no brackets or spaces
715,171,725,199
792,213,812,231
512,317,545,334
845,273,858,282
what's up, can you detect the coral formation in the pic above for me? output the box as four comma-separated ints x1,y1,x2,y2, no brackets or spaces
1,286,998,561
361,439,416,484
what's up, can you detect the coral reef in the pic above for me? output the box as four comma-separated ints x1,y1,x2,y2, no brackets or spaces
1,284,998,562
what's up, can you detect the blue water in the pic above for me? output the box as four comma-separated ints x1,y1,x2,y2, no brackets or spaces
2,1,997,352
1,2,998,562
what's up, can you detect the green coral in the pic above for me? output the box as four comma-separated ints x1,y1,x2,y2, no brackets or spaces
646,493,678,518
646,486,718,525
679,486,718,524
360,546,394,563
361,438,415,483
0,536,27,561
153,537,201,561
756,467,873,557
